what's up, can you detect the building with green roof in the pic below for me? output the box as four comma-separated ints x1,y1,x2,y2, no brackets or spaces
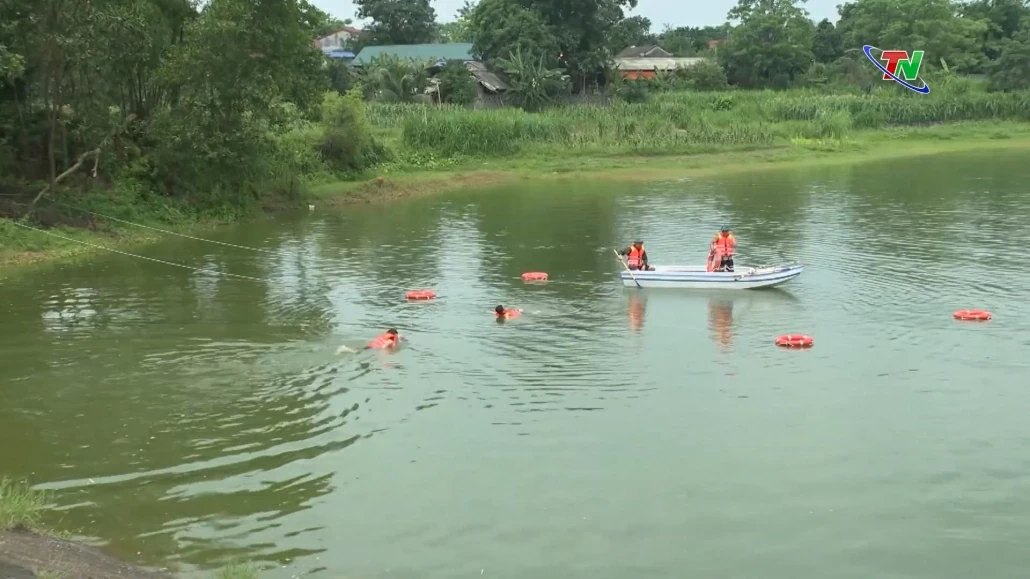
351,43,474,66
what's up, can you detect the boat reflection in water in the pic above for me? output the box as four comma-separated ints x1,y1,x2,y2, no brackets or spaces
708,298,735,352
628,292,646,333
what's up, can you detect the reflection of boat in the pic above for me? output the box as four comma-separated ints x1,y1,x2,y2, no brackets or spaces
619,264,804,290
628,293,646,332
708,299,734,349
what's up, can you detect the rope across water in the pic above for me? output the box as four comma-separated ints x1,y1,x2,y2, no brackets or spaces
6,220,266,283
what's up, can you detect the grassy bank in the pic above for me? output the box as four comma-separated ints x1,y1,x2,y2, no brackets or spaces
0,478,48,531
0,477,260,578
312,87,1030,199
5,88,1030,267
0,190,249,270
311,119,1030,203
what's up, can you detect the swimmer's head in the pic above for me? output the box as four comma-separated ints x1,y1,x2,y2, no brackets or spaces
386,328,398,335
495,305,505,314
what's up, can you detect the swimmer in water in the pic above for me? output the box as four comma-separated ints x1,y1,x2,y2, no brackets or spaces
336,328,400,354
495,305,522,320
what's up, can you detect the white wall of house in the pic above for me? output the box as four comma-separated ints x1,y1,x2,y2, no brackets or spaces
318,30,356,49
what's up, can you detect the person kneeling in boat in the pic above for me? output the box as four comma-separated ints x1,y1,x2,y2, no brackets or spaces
619,240,654,271
708,226,736,272
495,305,522,320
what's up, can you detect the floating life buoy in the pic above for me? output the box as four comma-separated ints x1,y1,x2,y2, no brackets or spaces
405,290,436,300
521,272,548,281
775,334,813,348
953,309,991,321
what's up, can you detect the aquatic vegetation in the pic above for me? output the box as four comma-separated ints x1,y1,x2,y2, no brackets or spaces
215,562,260,579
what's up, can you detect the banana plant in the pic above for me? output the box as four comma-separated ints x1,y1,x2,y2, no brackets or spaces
495,47,566,112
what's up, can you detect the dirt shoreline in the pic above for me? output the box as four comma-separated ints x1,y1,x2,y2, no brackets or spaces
0,527,171,578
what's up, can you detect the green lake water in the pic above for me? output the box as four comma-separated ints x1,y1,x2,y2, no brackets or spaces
2,149,1029,578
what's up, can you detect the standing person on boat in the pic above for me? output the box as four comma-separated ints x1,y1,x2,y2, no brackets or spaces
708,226,736,272
618,241,652,271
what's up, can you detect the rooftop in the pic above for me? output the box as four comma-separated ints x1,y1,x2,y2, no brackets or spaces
352,43,474,65
616,45,672,59
615,57,709,70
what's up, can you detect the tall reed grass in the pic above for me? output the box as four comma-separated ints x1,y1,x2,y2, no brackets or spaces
372,89,1030,158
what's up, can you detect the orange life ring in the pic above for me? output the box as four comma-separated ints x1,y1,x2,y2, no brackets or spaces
775,334,813,348
405,290,436,300
953,309,991,321
521,272,548,281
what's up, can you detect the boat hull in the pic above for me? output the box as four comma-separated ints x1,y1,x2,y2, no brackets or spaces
619,264,804,289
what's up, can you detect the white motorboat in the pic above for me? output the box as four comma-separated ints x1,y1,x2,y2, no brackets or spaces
619,264,804,290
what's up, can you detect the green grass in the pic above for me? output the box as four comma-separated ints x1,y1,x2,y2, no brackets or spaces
0,477,49,531
0,188,249,268
363,89,1030,161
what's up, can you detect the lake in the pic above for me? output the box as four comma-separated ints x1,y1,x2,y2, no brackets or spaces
2,149,1029,578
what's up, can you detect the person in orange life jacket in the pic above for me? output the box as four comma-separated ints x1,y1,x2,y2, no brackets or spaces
709,226,736,272
366,328,400,349
495,305,522,319
618,240,653,271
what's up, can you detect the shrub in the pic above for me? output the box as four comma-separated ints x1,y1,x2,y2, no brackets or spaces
437,61,478,105
318,89,387,172
681,60,729,91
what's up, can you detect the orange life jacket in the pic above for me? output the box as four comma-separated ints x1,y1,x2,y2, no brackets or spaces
496,309,522,319
367,332,397,349
712,232,736,256
627,245,644,267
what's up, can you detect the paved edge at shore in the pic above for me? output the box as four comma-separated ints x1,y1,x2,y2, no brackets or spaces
0,527,172,578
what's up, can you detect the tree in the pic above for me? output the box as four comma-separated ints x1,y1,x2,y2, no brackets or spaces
836,0,988,73
0,44,23,82
437,0,476,42
300,1,352,37
987,24,1030,89
355,0,437,45
608,16,656,53
153,0,327,197
468,0,560,66
812,18,842,63
468,0,637,90
720,0,816,88
363,54,431,102
437,61,478,104
961,0,1030,63
328,58,361,93
656,24,731,55
525,0,638,87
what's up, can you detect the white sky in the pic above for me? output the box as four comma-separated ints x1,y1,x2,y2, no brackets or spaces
309,0,842,28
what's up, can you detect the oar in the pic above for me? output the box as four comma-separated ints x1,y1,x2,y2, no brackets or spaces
613,249,642,289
